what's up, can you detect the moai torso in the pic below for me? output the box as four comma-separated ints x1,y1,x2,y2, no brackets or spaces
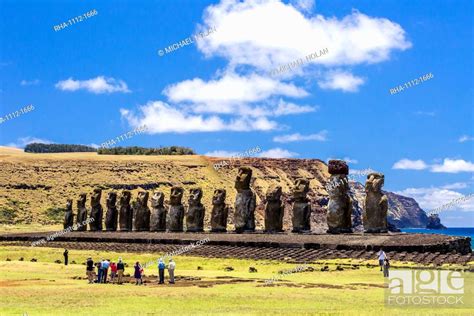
291,178,311,233
76,193,87,231
186,188,205,232
133,191,150,231
234,167,256,233
89,189,103,231
118,191,132,231
326,160,352,234
64,199,74,229
105,192,118,231
150,191,166,231
168,186,185,232
264,185,284,233
210,189,229,232
364,173,388,233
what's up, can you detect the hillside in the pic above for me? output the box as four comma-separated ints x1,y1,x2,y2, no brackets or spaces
0,146,429,230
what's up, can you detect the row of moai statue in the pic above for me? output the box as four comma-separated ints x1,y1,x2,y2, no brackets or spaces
64,161,388,234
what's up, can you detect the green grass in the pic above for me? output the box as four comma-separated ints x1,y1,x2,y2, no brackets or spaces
0,246,472,315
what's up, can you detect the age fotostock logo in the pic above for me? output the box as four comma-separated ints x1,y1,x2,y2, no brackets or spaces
385,270,473,308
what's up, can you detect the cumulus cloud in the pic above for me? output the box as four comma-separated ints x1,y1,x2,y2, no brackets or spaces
204,150,240,157
55,76,131,94
5,136,54,148
273,130,327,143
431,159,474,173
459,135,474,143
317,71,365,92
20,79,40,86
120,101,278,134
392,159,429,170
395,187,474,213
197,1,411,71
258,147,298,158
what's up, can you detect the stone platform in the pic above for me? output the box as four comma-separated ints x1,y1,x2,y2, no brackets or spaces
0,231,471,254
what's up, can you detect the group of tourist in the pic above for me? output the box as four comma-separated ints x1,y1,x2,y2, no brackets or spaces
85,255,176,285
377,248,390,277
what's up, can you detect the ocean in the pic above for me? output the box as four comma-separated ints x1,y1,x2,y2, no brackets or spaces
401,227,474,248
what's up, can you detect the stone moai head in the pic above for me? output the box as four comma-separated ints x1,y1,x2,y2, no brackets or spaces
106,192,117,207
66,199,73,211
235,167,252,191
365,173,385,193
188,188,203,205
151,191,165,207
91,189,102,207
328,159,349,175
137,191,149,206
119,191,131,205
212,189,226,205
266,185,282,201
293,178,310,200
78,193,87,207
170,186,184,205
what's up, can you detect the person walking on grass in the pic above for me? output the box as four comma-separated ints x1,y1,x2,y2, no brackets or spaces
110,261,117,284
134,262,143,285
168,259,176,284
158,258,165,284
383,259,390,278
377,248,387,271
86,257,94,284
63,249,69,266
117,258,125,285
97,259,103,283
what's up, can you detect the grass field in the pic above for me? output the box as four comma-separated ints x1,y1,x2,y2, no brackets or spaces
0,246,472,315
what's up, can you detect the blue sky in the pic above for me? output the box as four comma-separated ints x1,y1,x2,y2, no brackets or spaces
0,0,472,226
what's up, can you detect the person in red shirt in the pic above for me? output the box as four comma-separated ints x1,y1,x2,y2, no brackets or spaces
110,262,118,284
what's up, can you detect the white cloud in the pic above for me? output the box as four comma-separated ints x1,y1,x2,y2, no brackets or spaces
272,99,316,116
441,182,469,190
55,76,131,94
431,159,474,173
414,111,435,116
120,101,278,134
258,147,298,158
317,71,365,92
291,0,315,13
198,1,411,71
459,135,474,143
20,79,40,86
395,187,474,213
392,159,429,170
6,136,54,148
273,130,327,143
204,150,240,157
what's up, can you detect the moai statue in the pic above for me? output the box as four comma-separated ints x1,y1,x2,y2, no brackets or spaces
210,189,229,232
234,167,256,233
76,193,87,231
186,188,205,232
291,178,311,233
64,199,74,229
364,173,388,233
326,160,352,234
133,191,150,231
89,188,103,231
167,186,185,232
105,192,118,231
118,191,133,231
264,185,284,233
150,191,167,231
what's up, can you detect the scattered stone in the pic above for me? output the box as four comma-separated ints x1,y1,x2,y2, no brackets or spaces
224,266,234,271
306,266,315,272
54,260,61,264
336,266,344,271
321,266,329,271
197,266,203,270
19,257,24,261
6,258,11,261
249,267,258,273
30,258,37,262
71,260,76,264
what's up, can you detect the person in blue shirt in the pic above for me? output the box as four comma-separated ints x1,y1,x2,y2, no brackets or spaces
96,260,103,283
158,258,165,284
101,259,110,283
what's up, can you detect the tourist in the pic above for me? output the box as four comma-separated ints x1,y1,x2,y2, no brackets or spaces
63,249,69,266
377,248,387,271
110,261,117,283
86,257,94,284
101,259,110,283
158,258,165,284
168,259,176,284
383,259,390,278
134,262,143,285
96,259,103,283
117,258,125,284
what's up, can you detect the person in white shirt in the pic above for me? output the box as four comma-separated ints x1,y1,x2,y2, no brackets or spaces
377,249,387,271
168,259,176,284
